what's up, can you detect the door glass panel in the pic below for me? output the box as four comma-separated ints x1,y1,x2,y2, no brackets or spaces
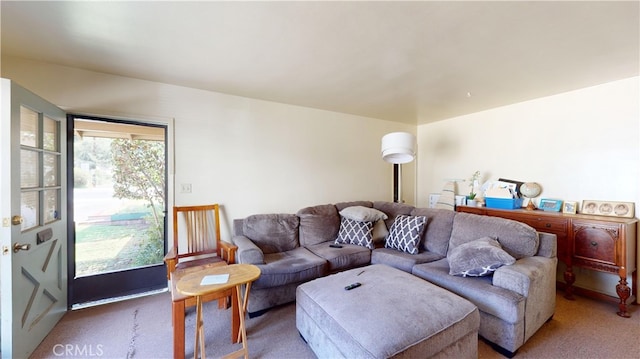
19,106,62,232
21,191,39,231
20,106,38,147
44,189,59,223
43,116,58,151
73,121,166,277
43,153,58,186
21,149,39,188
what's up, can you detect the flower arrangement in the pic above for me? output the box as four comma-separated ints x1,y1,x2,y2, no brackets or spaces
467,171,481,200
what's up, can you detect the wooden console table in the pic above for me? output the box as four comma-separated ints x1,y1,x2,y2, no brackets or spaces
457,205,637,317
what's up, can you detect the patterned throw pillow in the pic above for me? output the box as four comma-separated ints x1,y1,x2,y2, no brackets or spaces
385,215,427,254
335,217,374,249
448,237,516,277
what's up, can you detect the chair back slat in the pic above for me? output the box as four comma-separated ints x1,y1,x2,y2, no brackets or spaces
174,204,221,256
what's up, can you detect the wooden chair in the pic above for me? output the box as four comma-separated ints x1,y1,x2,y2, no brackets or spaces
164,204,237,280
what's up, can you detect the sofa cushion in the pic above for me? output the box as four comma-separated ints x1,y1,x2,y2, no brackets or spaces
412,259,525,324
448,237,516,277
242,213,300,254
410,208,455,257
306,242,371,272
371,248,444,273
254,247,327,289
373,201,415,229
450,212,539,259
385,215,427,254
297,204,340,247
372,219,388,243
336,217,374,249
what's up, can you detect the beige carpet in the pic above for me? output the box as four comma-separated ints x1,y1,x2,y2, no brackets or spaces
30,289,639,359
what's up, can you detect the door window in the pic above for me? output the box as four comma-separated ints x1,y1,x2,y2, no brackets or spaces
20,106,61,231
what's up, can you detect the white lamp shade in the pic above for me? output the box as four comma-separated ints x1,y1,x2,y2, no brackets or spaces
381,132,416,164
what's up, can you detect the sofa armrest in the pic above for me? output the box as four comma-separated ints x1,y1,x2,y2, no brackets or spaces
232,235,265,264
536,232,557,258
163,246,178,280
493,255,558,342
219,240,238,264
493,256,557,297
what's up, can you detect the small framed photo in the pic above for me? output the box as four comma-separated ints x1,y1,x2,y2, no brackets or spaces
539,198,563,212
562,201,577,214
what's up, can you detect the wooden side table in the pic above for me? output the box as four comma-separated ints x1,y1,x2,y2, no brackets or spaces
171,262,239,359
177,264,261,359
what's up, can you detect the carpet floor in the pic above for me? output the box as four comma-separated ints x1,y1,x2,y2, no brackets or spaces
30,289,639,359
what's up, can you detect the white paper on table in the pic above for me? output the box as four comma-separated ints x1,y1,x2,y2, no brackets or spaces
200,274,229,285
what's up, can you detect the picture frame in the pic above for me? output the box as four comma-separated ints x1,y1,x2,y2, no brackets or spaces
562,201,577,214
539,198,563,212
581,200,635,218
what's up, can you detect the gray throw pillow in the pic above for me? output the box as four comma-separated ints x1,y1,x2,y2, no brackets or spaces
339,206,388,222
385,215,427,254
335,217,374,249
448,237,516,277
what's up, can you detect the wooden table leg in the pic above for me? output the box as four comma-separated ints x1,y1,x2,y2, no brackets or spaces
224,283,252,359
231,287,240,343
173,300,186,359
616,277,631,318
194,295,205,359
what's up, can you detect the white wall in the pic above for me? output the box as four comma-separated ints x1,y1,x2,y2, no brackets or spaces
1,56,416,240
417,76,640,297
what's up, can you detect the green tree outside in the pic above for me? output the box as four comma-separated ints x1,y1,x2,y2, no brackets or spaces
110,138,166,266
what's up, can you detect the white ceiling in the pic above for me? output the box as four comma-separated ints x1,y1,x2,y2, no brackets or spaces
1,1,638,125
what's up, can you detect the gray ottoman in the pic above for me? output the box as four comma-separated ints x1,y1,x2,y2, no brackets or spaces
296,264,479,359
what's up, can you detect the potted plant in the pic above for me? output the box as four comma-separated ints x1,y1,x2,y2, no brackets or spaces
467,171,481,206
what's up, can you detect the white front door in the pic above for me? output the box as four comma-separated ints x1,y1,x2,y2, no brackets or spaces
0,79,68,358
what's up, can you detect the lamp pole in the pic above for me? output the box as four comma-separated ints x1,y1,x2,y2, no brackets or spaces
393,163,401,203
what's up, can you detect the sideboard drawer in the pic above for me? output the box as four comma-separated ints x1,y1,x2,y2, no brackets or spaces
572,222,619,268
519,217,567,234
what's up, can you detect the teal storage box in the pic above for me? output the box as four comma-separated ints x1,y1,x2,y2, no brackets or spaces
485,197,523,209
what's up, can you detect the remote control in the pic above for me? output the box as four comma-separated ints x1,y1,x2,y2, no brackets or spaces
329,244,343,248
344,282,361,290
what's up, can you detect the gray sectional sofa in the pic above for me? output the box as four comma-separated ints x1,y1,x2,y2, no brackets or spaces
231,200,558,357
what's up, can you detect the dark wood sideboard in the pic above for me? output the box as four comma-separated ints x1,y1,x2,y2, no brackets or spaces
456,205,638,317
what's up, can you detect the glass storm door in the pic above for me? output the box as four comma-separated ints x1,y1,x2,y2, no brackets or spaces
0,79,68,358
68,115,168,305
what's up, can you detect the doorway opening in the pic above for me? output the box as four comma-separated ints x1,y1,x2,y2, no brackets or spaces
67,115,168,307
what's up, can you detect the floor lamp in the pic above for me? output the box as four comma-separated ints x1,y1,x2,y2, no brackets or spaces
381,132,416,203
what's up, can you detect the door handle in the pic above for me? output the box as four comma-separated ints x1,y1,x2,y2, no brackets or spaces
11,215,23,226
13,243,30,253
